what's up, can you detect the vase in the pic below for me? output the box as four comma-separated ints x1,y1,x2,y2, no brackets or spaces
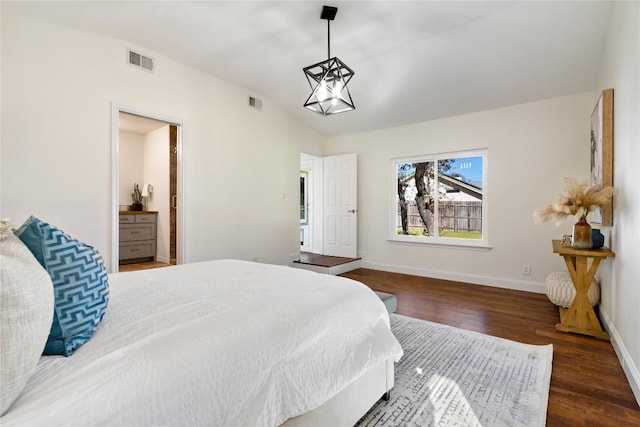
591,228,605,249
130,203,143,211
571,216,592,249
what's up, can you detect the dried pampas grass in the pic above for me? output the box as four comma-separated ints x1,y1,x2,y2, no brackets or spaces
534,178,613,224
0,218,15,240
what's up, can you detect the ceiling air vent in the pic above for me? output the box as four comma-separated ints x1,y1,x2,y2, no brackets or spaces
249,96,262,111
128,49,154,73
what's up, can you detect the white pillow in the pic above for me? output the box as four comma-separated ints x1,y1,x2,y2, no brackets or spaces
0,232,54,415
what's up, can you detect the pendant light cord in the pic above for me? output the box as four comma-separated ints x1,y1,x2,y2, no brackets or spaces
327,19,331,59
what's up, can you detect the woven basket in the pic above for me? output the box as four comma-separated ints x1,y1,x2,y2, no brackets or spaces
545,271,599,308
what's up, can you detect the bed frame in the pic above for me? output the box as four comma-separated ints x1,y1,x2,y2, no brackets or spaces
282,358,394,426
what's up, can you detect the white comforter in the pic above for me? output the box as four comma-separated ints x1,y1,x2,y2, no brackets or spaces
3,260,403,426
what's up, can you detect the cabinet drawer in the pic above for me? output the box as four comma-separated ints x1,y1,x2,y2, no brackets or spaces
135,214,157,224
119,241,156,260
120,224,156,242
119,215,135,224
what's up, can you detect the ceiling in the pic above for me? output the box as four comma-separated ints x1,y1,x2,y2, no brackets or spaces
3,1,613,138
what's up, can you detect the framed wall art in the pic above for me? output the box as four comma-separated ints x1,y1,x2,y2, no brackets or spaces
590,88,613,226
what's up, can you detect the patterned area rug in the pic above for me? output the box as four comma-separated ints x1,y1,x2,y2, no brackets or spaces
357,314,553,427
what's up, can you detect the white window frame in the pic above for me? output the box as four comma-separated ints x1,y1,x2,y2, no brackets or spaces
388,149,490,249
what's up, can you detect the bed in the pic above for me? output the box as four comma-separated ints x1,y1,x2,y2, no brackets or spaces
1,224,403,426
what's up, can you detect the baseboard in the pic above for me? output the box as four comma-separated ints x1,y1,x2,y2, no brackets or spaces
599,307,640,406
361,260,546,294
156,256,169,264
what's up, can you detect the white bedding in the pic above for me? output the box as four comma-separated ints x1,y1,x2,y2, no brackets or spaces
2,260,403,426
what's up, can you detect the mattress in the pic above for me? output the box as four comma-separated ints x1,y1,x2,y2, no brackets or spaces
2,260,403,426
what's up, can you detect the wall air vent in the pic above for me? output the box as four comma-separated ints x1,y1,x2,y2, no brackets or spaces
249,96,262,111
127,49,154,73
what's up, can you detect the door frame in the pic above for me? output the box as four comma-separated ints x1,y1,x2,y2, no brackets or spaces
300,153,324,254
110,103,185,273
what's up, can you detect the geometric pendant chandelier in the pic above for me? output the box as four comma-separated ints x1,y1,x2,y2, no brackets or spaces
303,5,355,116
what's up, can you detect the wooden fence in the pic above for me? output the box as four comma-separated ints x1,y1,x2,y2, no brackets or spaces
398,200,482,232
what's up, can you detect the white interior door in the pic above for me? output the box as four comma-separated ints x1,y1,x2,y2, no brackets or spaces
323,153,357,258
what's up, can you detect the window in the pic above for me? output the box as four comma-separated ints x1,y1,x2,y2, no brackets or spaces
390,150,487,247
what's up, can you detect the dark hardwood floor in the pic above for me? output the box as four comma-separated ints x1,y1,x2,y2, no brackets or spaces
341,268,640,427
118,260,174,272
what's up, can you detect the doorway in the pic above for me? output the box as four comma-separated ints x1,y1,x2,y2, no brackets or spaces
295,153,360,274
111,105,184,273
300,153,323,254
299,153,358,258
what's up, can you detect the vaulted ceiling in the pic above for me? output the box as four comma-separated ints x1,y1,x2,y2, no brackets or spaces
3,1,613,137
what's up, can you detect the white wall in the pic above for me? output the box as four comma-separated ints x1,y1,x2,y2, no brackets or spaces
592,1,640,403
143,125,170,263
326,93,594,292
118,130,145,209
1,14,325,269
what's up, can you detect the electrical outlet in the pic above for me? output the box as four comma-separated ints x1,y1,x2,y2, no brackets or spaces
522,265,531,276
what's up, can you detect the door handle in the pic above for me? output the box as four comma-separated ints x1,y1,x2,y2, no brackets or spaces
171,195,177,209
347,209,358,213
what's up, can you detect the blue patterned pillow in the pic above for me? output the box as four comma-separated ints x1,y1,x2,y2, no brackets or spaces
15,216,109,356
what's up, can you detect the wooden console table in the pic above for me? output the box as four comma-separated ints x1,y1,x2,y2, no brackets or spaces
552,240,614,340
